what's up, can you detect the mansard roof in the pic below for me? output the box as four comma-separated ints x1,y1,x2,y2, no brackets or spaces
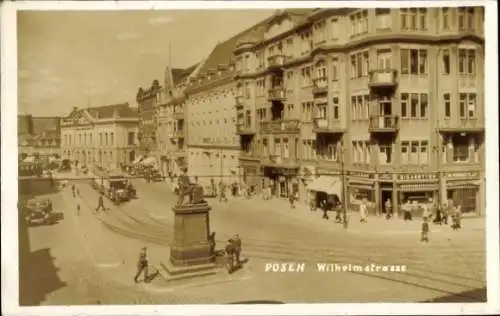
67,103,137,120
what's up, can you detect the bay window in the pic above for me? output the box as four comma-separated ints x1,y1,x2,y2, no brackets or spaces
316,103,327,119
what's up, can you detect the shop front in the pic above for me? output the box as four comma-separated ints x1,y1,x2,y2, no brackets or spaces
261,166,298,198
346,171,376,213
444,171,483,216
239,160,261,195
307,175,342,208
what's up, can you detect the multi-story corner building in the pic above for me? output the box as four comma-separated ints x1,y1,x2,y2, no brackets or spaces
18,115,62,159
137,80,162,159
60,103,140,169
156,64,200,178
233,7,485,216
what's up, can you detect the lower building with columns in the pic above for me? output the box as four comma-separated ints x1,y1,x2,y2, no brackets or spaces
60,103,140,170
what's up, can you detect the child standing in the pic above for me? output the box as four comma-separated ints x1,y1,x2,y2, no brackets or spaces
421,217,429,242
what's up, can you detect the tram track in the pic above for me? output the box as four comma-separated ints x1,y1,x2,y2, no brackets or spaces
70,180,485,301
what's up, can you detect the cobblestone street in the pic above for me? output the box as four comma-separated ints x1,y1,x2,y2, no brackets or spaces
19,178,487,305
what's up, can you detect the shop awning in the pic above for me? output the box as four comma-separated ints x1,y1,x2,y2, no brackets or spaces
23,156,35,164
141,157,156,167
399,184,438,192
132,156,143,164
307,176,342,196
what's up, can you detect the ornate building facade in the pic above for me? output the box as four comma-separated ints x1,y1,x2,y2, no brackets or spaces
232,7,485,215
156,64,200,178
137,80,162,159
60,103,139,169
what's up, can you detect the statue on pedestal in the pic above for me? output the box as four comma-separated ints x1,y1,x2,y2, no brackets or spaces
175,168,205,207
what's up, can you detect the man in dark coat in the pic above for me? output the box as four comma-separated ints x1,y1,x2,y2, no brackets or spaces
96,193,105,212
134,247,149,283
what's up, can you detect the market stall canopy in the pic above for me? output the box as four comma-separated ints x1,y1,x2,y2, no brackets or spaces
141,157,156,167
23,156,35,164
307,176,342,196
132,156,144,164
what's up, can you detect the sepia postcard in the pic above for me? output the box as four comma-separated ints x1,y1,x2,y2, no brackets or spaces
1,1,499,315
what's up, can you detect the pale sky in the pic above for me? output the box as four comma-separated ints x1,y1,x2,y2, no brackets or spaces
17,10,274,117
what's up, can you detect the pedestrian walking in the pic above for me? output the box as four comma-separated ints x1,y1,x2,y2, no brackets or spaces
320,199,329,220
359,199,368,223
441,201,449,225
71,184,76,198
385,198,392,220
76,201,81,216
96,193,105,212
76,187,80,197
289,193,295,209
452,204,462,230
335,202,343,223
420,217,430,242
134,247,149,283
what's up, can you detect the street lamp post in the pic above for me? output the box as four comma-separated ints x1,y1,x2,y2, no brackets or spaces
340,146,348,229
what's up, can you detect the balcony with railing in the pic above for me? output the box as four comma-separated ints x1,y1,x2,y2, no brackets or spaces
368,69,398,89
239,150,260,161
261,153,300,168
369,115,399,133
312,77,328,95
312,117,345,133
267,54,286,70
268,86,287,101
260,119,300,134
236,123,255,135
438,118,485,133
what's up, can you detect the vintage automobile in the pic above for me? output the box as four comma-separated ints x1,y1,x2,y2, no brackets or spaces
24,198,53,224
92,168,130,204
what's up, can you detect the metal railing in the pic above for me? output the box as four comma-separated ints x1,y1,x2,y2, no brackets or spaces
260,119,300,133
369,115,399,130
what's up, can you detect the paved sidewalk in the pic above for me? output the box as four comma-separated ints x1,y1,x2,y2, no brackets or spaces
227,195,485,237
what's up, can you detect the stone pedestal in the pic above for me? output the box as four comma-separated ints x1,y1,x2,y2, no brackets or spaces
160,201,217,281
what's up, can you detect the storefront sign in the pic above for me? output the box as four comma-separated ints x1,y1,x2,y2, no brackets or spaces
446,172,479,179
398,173,437,181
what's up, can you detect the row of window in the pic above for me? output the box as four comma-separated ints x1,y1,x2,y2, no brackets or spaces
238,92,477,125
234,8,480,76
242,134,480,165
190,117,236,126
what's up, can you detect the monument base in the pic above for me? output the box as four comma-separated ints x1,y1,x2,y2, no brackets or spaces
159,260,217,282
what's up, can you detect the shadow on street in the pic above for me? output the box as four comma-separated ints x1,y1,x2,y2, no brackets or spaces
420,287,487,303
18,208,66,306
